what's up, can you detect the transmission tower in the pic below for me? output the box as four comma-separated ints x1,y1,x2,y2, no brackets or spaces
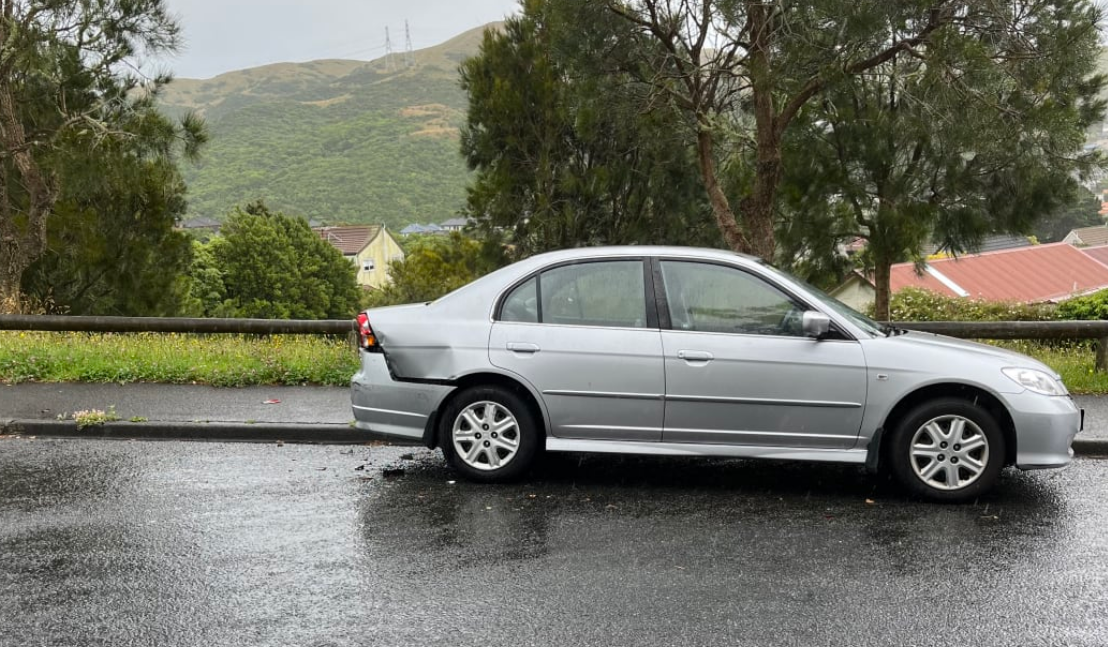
404,20,414,68
384,26,394,72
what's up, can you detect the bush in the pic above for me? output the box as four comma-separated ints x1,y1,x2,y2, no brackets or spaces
886,287,1057,322
1056,289,1108,320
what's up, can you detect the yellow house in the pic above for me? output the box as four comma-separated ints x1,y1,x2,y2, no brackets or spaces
314,225,405,290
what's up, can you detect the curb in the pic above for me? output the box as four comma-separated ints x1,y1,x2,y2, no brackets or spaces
3,418,1106,455
0,419,422,445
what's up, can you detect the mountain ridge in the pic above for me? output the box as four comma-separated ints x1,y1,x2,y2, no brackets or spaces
165,23,499,229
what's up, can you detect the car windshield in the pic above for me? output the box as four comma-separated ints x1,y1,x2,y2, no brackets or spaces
756,261,887,337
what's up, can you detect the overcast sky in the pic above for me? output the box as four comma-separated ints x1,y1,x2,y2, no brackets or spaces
155,0,520,79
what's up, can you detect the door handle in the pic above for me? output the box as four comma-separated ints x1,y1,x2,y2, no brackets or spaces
507,342,541,354
677,350,713,362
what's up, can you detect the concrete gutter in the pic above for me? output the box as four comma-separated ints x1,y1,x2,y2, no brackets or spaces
0,419,421,445
2,418,1104,456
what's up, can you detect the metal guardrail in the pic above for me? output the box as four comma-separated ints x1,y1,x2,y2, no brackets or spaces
0,315,354,335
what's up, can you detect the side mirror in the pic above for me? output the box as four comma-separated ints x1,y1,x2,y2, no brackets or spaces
802,311,831,339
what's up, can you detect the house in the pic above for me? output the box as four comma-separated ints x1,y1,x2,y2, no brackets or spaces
176,217,221,236
1063,224,1108,247
399,223,445,235
439,217,472,232
832,242,1108,308
314,225,405,290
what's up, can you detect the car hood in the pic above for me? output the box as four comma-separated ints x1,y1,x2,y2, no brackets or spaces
882,330,1057,374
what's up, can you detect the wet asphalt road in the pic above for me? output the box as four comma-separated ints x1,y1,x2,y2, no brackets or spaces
2,439,1107,647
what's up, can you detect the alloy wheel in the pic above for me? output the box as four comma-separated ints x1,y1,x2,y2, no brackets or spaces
451,400,520,471
909,414,990,491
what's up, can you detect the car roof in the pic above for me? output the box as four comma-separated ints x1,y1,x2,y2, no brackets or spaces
521,245,758,264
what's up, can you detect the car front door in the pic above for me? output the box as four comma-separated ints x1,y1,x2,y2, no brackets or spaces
489,259,665,442
657,259,867,449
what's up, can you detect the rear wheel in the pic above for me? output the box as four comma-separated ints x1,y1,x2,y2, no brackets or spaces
888,398,1006,502
440,386,539,483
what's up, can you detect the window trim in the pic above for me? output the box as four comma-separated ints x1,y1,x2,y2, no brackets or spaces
650,257,854,341
493,257,658,330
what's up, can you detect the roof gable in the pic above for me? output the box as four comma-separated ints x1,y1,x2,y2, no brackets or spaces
889,242,1108,302
314,225,382,255
1067,225,1108,247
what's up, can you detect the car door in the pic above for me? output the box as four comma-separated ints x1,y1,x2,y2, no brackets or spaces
656,259,866,449
489,258,665,442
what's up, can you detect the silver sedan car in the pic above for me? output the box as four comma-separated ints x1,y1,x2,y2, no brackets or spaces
351,246,1081,501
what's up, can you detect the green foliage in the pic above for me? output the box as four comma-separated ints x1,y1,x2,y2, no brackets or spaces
887,288,1056,322
1032,188,1104,243
780,0,1106,319
0,332,356,386
365,232,510,307
21,111,203,316
1057,290,1108,321
459,0,717,256
189,202,360,319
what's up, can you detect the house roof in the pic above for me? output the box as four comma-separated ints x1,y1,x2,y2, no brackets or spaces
440,217,470,228
1067,225,1108,247
399,224,428,235
1081,244,1108,267
314,225,382,255
889,242,1108,302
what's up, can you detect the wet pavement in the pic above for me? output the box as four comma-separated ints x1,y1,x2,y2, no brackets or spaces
1,438,1106,647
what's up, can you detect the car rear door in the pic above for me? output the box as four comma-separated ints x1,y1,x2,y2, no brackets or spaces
656,258,867,449
489,258,665,442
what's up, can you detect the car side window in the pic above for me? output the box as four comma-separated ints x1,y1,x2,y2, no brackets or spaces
501,277,539,323
539,261,647,328
660,260,806,336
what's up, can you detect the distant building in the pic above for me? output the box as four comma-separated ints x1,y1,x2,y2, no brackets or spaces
314,225,404,290
439,217,472,232
1064,224,1108,247
399,223,446,235
177,217,221,237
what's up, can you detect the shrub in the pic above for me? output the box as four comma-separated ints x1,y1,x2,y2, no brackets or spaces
1056,289,1108,320
886,287,1057,322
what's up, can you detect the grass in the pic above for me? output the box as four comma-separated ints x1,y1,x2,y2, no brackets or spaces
0,332,358,387
990,341,1108,395
1,331,1106,394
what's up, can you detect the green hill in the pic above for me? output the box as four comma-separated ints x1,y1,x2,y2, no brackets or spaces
162,24,498,229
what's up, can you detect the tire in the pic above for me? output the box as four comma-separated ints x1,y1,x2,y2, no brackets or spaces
439,385,540,483
887,397,1006,502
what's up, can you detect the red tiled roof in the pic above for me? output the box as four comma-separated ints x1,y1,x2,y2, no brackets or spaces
314,225,381,255
889,242,1108,303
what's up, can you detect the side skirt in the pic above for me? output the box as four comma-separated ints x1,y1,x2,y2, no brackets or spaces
545,438,867,464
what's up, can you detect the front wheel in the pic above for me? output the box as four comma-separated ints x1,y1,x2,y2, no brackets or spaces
888,398,1006,502
439,386,540,483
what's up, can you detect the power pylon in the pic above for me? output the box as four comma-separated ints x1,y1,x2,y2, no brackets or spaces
404,20,414,67
384,26,394,72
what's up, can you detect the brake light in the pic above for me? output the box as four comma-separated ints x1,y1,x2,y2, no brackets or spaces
356,312,377,350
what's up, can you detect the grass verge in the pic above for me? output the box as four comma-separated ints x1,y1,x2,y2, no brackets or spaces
1,332,1106,394
0,332,358,387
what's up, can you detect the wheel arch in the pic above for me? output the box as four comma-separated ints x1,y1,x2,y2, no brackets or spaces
874,382,1017,470
421,370,549,449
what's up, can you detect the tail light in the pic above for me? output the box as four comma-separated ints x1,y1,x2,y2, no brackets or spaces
356,312,378,351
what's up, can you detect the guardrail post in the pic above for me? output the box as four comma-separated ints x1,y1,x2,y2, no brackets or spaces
1098,337,1108,373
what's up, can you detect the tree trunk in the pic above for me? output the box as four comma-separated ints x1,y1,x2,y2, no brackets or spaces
695,128,748,253
0,63,57,312
739,0,781,262
873,251,892,322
